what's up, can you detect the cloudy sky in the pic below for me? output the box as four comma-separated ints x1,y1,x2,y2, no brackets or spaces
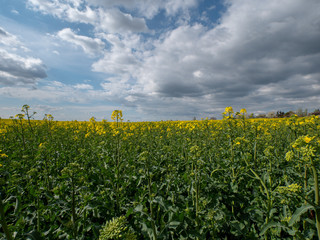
0,0,320,121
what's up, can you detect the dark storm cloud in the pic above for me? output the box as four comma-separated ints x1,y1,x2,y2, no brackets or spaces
0,50,47,85
147,0,320,103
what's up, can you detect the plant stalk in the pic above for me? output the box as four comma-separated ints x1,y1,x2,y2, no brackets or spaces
310,160,320,240
0,196,13,240
71,179,77,239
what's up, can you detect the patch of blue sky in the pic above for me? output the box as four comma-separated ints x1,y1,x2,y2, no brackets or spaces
145,9,171,32
190,0,226,27
1,0,96,39
144,0,226,37
44,67,106,89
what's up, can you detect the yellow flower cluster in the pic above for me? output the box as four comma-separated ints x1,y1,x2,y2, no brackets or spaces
0,150,8,158
225,107,234,113
240,108,247,114
278,183,302,194
111,110,123,122
99,216,136,240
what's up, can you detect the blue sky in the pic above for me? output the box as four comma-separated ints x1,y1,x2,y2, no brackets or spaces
0,0,320,121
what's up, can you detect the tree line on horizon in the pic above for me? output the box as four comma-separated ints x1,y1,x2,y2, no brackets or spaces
206,108,320,120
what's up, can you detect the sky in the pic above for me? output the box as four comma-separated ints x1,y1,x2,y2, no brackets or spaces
0,0,320,121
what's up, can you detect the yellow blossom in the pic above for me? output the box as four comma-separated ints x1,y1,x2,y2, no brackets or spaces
287,183,302,193
224,107,233,113
240,108,247,114
0,150,8,158
111,110,123,122
278,183,302,194
15,113,25,119
285,151,294,161
304,136,312,143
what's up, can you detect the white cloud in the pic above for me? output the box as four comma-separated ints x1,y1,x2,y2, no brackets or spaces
88,0,198,19
74,83,94,90
0,49,47,85
15,0,320,120
89,0,320,119
92,33,144,75
164,0,197,16
11,9,20,15
97,8,148,33
27,0,148,33
0,26,28,51
27,0,68,19
57,28,105,56
65,5,98,24
27,0,97,25
0,82,86,102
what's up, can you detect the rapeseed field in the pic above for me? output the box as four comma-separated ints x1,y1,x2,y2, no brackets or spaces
1,106,320,239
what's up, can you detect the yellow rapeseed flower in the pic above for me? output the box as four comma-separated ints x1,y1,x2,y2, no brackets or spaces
240,108,247,114
225,107,233,113
0,150,8,158
287,183,302,193
285,151,294,161
111,110,123,122
278,183,302,194
304,136,312,143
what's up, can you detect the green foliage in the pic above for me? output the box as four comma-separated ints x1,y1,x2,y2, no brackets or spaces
99,216,136,240
1,107,320,239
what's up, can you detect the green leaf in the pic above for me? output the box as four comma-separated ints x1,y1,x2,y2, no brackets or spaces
260,221,281,236
168,221,181,229
25,230,42,240
289,204,314,226
13,197,20,215
125,207,134,217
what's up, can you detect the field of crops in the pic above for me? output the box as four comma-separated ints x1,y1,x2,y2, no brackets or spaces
1,106,320,239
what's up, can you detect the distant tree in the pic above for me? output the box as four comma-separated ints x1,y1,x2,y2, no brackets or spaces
284,111,295,117
311,109,320,116
256,113,266,118
248,113,255,118
296,108,304,117
193,116,197,120
276,111,285,118
210,116,217,120
267,111,276,118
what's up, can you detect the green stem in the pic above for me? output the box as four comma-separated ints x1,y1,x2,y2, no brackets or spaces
37,196,40,232
195,163,199,227
250,169,271,223
230,141,235,215
304,165,308,230
19,119,26,151
115,117,121,213
253,141,257,167
0,195,13,240
148,170,157,240
71,179,77,239
310,161,320,240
